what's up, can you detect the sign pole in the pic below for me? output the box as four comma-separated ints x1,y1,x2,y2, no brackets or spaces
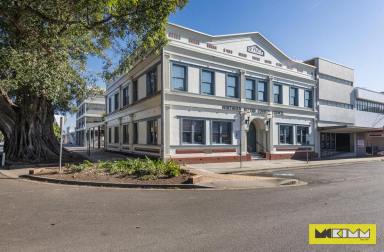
239,111,242,169
59,116,63,173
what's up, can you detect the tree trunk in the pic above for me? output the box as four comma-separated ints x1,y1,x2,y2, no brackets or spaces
0,92,68,163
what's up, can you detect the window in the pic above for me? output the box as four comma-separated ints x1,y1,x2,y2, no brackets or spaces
245,79,255,100
321,100,353,109
290,87,298,106
146,68,157,96
226,75,238,98
212,121,232,144
147,120,158,145
108,128,112,143
304,89,313,108
297,126,309,145
356,99,384,114
182,119,205,144
122,124,129,144
122,87,129,107
257,80,267,102
133,123,138,144
201,70,215,95
114,93,119,110
108,97,112,113
172,64,187,91
279,125,293,144
114,127,119,144
132,80,138,102
273,84,282,104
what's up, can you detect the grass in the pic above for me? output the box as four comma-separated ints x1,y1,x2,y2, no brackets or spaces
65,158,182,180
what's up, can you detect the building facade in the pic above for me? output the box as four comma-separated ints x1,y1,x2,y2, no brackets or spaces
104,23,384,163
75,95,105,148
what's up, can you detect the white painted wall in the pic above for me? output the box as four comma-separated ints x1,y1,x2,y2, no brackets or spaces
319,105,355,124
356,88,384,104
137,75,146,100
298,88,304,107
355,110,384,128
215,72,226,97
138,121,147,145
319,78,354,104
187,66,200,94
282,85,290,106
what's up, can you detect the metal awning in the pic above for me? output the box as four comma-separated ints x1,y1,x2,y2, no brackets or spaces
318,125,383,133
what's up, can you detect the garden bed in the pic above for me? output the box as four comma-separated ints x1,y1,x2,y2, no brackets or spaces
31,159,193,185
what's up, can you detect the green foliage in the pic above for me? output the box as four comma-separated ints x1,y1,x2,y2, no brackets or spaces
53,123,61,141
0,0,188,112
66,158,182,179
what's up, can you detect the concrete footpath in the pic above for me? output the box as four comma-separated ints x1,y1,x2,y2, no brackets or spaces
186,156,384,174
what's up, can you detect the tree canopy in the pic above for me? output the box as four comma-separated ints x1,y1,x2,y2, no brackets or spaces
0,0,187,112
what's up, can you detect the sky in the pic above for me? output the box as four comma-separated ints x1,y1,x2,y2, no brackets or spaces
65,0,384,130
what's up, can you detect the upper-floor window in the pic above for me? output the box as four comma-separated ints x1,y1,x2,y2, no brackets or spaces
132,80,138,102
304,89,313,108
108,97,112,113
279,125,293,144
273,84,282,104
182,119,205,145
201,70,215,95
114,93,119,110
245,79,255,100
172,64,187,91
122,124,129,145
122,87,129,107
226,74,239,98
212,121,232,144
356,99,384,114
146,68,157,96
257,80,267,102
147,119,158,145
290,87,298,106
297,126,309,145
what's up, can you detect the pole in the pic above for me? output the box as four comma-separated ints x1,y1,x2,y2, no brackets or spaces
239,111,242,169
306,150,309,164
59,116,63,173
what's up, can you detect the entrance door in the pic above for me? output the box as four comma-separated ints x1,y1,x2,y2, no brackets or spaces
247,123,257,153
336,133,351,152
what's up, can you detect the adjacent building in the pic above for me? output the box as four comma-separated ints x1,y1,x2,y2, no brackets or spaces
75,95,105,148
104,23,384,163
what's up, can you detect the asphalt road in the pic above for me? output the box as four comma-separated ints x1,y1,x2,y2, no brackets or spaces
1,162,384,252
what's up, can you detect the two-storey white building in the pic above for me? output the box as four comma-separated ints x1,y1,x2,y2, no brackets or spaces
104,23,320,163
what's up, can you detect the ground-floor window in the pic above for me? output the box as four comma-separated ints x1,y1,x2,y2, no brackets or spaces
122,124,129,144
133,123,138,144
279,125,293,144
108,128,112,144
114,127,119,144
321,133,336,150
212,121,232,144
147,120,158,145
182,119,205,144
297,126,309,145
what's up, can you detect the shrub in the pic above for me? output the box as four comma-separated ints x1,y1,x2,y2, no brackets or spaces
65,158,182,179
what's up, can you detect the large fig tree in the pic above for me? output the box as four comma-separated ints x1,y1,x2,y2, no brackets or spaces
0,0,187,162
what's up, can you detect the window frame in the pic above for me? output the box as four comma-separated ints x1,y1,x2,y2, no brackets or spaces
114,92,119,111
146,67,157,97
304,89,313,108
290,87,299,106
147,119,158,145
200,69,215,95
122,86,129,107
132,122,138,144
171,63,187,91
226,74,239,98
245,78,256,100
114,126,119,144
257,79,268,102
181,118,206,145
273,83,282,104
211,120,233,145
296,126,309,145
132,80,138,102
122,124,129,145
279,124,294,145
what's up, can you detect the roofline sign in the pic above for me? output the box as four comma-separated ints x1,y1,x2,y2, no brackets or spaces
247,45,265,56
